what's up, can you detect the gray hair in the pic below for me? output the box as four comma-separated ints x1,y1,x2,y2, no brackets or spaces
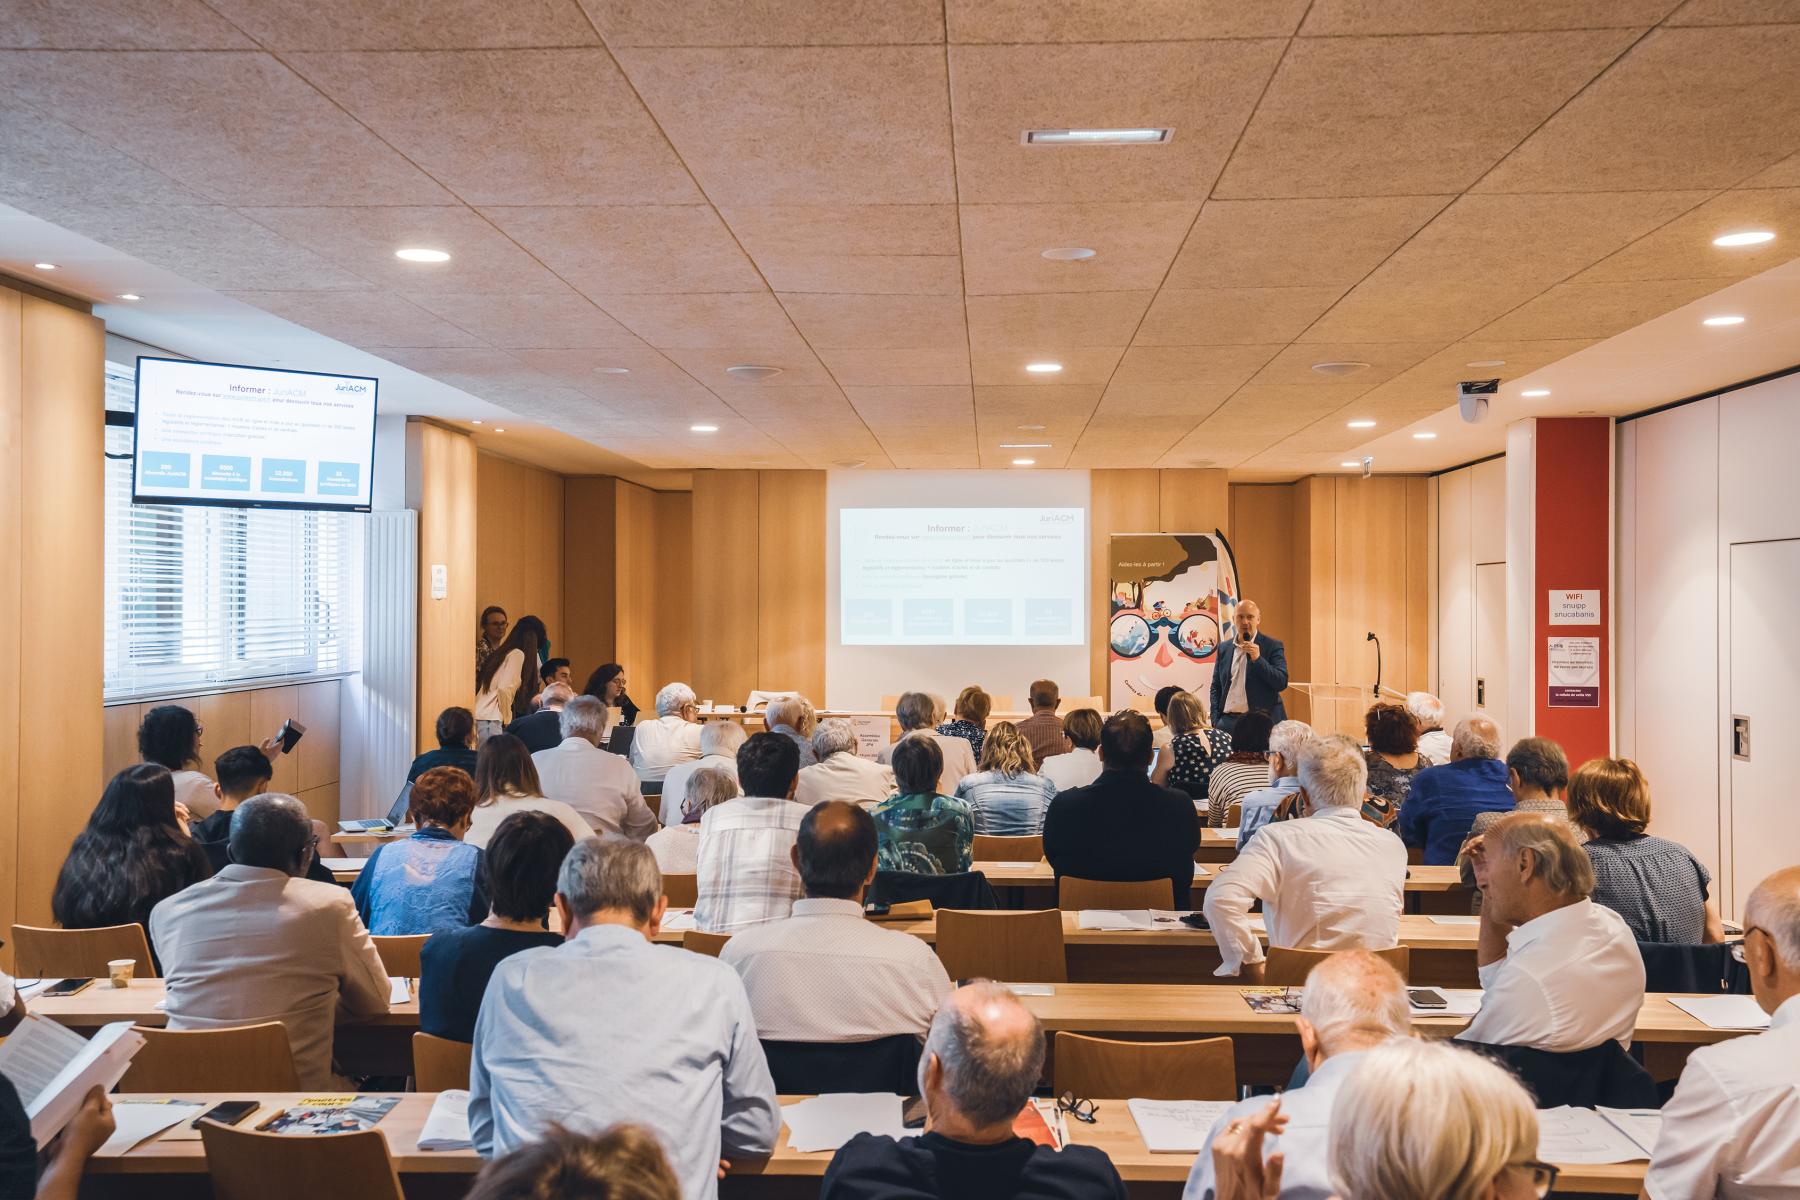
558,836,661,923
764,696,803,729
812,717,859,760
538,681,574,710
699,718,747,758
655,682,696,718
895,691,935,732
1406,691,1445,731
683,766,739,820
1298,735,1367,810
1451,715,1502,760
228,793,312,871
1269,719,1316,773
1505,737,1569,795
1743,868,1800,969
1486,811,1593,897
1298,951,1410,1056
919,982,1045,1127
560,695,608,743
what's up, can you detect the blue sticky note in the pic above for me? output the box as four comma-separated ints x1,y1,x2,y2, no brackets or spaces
200,455,252,491
140,451,190,487
316,461,361,495
261,458,307,493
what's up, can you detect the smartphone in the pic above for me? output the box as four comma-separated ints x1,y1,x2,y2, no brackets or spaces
276,718,307,754
1179,912,1210,930
194,1100,259,1128
862,900,891,917
1407,987,1449,1010
901,1096,928,1129
41,978,92,998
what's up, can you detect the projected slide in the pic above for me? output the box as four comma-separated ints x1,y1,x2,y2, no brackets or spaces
133,358,378,511
840,507,1085,645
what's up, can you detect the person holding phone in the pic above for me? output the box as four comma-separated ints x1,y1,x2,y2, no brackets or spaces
1208,600,1288,734
137,704,291,821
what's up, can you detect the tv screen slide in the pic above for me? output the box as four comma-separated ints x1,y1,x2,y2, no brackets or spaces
132,357,378,511
840,507,1085,646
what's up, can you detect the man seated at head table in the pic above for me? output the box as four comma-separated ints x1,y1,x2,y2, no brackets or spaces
695,733,807,934
796,717,896,808
722,800,950,1042
1185,949,1412,1199
1643,865,1800,1198
660,716,746,827
470,838,779,1200
1459,811,1644,1052
819,981,1127,1200
150,793,391,1088
1204,736,1407,980
1398,714,1514,865
532,696,657,838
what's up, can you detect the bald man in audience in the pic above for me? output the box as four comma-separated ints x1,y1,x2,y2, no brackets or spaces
1398,714,1513,864
1185,950,1411,1199
1644,866,1800,1198
1459,812,1644,1052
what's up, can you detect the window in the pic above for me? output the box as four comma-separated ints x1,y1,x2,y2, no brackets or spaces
104,359,364,701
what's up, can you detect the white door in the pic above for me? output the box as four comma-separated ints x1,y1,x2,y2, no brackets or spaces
1473,562,1508,722
1727,538,1800,916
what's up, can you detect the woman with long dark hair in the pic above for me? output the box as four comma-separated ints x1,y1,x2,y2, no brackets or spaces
464,734,591,850
138,703,285,821
52,764,212,972
474,615,545,740
581,662,639,729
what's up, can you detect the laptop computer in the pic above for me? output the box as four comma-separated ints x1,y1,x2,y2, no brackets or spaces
337,782,414,834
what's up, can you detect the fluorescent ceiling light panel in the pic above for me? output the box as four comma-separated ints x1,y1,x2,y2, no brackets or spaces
1702,314,1744,326
1024,128,1172,145
1712,231,1774,247
395,247,450,263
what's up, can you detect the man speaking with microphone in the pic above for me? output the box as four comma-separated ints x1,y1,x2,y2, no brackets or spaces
1208,600,1288,731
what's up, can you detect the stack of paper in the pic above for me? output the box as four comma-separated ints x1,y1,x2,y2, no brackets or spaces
418,1090,472,1151
388,977,411,1004
1002,983,1055,997
1535,1106,1661,1163
1076,909,1154,931
97,1101,205,1156
1427,915,1481,926
661,909,698,933
781,1094,909,1152
1127,1098,1236,1152
1669,995,1770,1030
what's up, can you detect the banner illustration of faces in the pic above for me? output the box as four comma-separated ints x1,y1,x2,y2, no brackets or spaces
1107,531,1240,711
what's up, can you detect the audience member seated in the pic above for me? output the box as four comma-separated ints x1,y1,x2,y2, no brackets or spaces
139,702,283,819
1205,737,1407,979
820,981,1127,1200
52,764,211,973
873,736,975,876
504,681,573,755
583,662,639,734
409,706,481,783
1566,756,1723,944
470,838,779,1200
352,766,488,936
936,685,991,761
0,1079,114,1200
1644,866,1800,1198
534,697,657,838
1151,691,1232,801
877,693,977,793
628,682,703,783
1014,679,1067,767
647,767,737,876
1043,711,1200,906
475,616,546,740
1237,719,1314,848
1040,708,1103,793
1185,950,1410,1199
1361,701,1436,825
420,811,571,1044
1152,684,1182,751
796,718,896,808
695,734,806,933
1456,737,1574,912
1204,711,1274,828
465,1123,679,1200
1459,812,1644,1051
1398,714,1512,865
953,722,1055,836
192,746,337,884
538,657,573,688
1406,690,1453,762
661,718,746,827
465,734,591,851
722,801,950,1041
152,794,389,1087
763,696,819,768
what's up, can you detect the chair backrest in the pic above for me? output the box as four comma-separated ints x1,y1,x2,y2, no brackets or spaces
1263,945,1411,985
662,872,698,907
1057,876,1173,910
1225,801,1243,827
871,870,998,911
1460,1039,1660,1109
1637,941,1750,995
201,1121,405,1200
935,908,1067,983
642,779,664,798
761,1034,922,1095
118,1023,300,1092
371,934,427,978
1052,1032,1237,1101
971,834,1043,862
1055,695,1104,717
682,930,732,958
11,923,158,979
412,1032,473,1091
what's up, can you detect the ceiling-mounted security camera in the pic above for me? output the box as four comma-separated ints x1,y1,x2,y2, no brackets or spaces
1361,456,1374,479
1459,378,1499,424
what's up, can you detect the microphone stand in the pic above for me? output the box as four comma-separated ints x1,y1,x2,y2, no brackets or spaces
1366,631,1381,701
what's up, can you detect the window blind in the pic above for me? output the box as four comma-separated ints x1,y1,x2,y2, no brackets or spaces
103,360,364,702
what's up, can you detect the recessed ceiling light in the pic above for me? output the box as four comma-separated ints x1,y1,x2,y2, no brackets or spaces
1465,359,1507,368
1041,247,1097,261
1340,461,1361,468
690,423,719,433
1025,362,1063,373
33,262,55,270
1712,231,1775,247
593,366,630,375
1702,314,1745,326
725,364,783,381
1017,423,1046,432
1412,432,1437,440
493,427,506,433
1346,419,1376,429
1521,388,1551,397
1000,442,1051,449
471,419,483,425
833,459,866,469
1311,361,1370,376
118,293,141,301
395,247,450,263
1012,458,1037,466
1024,128,1172,145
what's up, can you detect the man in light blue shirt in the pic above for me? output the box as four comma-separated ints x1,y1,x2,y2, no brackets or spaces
1183,950,1411,1200
1237,720,1314,849
470,837,779,1200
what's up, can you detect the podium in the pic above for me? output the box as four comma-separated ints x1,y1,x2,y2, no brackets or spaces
1286,682,1377,740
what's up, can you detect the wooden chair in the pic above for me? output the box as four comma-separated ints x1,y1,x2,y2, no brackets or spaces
1052,1032,1237,1101
662,873,698,907
971,834,1043,862
412,1032,472,1091
1056,695,1106,717
118,1023,299,1092
372,935,427,978
1263,945,1412,985
934,909,1066,983
200,1121,404,1200
1057,877,1173,910
682,930,732,958
11,923,158,979
1225,801,1243,827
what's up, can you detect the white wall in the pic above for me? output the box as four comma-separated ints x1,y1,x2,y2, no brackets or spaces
1435,456,1507,732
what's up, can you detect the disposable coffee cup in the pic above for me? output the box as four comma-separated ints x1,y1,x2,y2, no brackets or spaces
107,959,135,988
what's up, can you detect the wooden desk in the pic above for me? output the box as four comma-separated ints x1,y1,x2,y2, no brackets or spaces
974,860,1465,891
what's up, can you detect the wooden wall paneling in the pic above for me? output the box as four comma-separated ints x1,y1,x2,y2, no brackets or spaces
407,421,478,751
1157,469,1231,538
1227,485,1295,637
297,782,340,830
690,471,761,704
1290,478,1337,729
1405,476,1432,693
249,686,302,794
652,490,694,691
561,477,618,683
0,286,21,953
476,452,565,643
756,471,826,698
1331,478,1409,735
612,480,661,695
1087,470,1162,696
101,703,142,784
